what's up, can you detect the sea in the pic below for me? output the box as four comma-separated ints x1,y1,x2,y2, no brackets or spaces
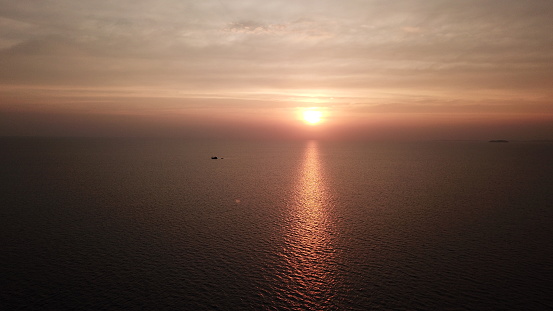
1,137,552,310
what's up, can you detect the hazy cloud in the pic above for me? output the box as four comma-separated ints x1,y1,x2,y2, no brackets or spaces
1,0,552,138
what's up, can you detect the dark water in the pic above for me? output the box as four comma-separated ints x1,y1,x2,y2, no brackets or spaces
1,138,552,310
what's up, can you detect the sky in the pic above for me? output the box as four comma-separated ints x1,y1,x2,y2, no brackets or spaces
1,0,552,140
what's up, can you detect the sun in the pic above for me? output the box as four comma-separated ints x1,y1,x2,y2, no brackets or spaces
303,110,323,125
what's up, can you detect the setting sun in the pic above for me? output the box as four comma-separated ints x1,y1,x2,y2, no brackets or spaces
303,110,323,125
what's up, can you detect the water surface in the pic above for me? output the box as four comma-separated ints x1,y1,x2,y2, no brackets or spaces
1,138,552,310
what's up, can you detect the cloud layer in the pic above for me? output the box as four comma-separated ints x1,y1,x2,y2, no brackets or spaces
1,0,552,139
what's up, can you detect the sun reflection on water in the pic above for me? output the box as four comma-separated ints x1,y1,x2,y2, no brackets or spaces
277,140,340,309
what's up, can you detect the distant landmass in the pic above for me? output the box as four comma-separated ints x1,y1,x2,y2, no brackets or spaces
489,140,509,143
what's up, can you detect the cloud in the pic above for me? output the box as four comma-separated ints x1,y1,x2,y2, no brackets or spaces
0,0,552,138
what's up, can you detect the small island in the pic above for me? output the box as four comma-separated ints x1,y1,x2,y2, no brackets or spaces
489,140,509,143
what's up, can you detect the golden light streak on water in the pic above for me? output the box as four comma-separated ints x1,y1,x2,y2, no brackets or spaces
277,140,340,309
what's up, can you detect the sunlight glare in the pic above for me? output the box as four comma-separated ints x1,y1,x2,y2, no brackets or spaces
303,110,323,125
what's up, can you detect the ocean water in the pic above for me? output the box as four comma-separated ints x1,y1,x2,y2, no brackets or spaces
1,138,552,310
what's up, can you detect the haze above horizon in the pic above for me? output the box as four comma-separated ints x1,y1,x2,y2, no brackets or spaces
1,0,552,140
